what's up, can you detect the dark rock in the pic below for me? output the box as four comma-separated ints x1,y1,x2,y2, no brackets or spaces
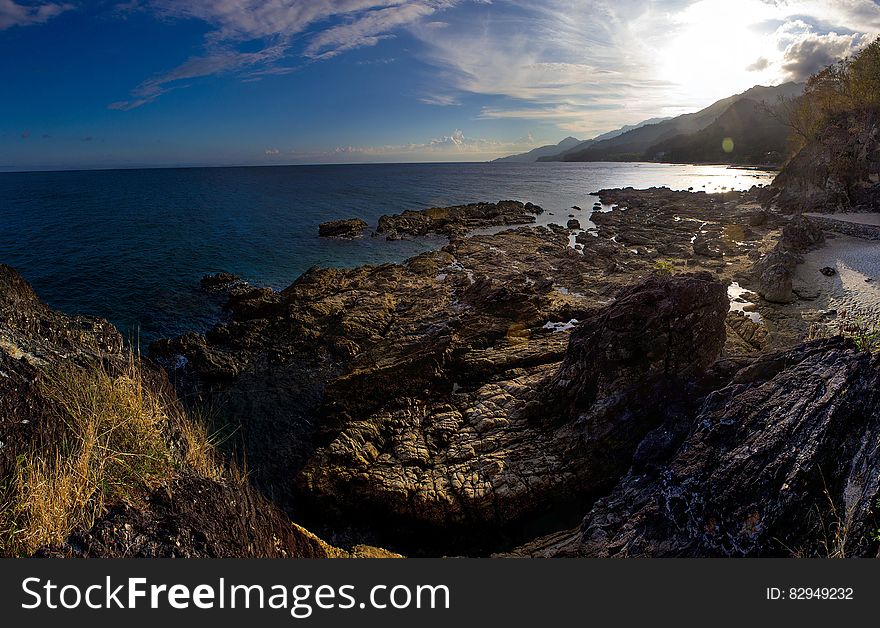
0,264,368,559
567,219,581,229
778,215,824,253
820,266,837,276
511,338,880,557
318,218,368,238
299,272,727,540
200,272,241,293
750,250,800,303
376,200,539,239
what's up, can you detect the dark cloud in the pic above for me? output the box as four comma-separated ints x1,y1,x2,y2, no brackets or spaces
746,57,770,72
782,33,865,81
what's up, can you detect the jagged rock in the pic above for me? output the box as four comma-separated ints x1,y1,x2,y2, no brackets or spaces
509,338,880,557
778,215,824,252
318,218,368,238
297,272,728,539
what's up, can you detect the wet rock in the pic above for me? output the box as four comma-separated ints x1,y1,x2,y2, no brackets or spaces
820,266,837,276
567,219,581,229
318,218,368,238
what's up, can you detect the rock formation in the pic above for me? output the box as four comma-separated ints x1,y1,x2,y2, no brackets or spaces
318,218,368,238
376,200,542,240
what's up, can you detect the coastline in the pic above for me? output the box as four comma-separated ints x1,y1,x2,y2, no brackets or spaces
4,179,880,557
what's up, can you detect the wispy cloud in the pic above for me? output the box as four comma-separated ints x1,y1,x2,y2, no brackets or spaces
418,92,460,106
112,0,470,109
0,0,71,30
265,128,538,162
406,0,880,135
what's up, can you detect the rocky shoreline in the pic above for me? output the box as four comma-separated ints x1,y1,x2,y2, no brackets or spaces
4,182,880,557
144,186,880,557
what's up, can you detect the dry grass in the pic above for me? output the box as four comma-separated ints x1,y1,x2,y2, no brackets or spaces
0,356,229,556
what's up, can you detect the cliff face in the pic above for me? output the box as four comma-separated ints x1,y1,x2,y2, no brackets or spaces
773,108,880,212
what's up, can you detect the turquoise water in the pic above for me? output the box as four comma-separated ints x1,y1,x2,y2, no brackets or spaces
0,161,774,342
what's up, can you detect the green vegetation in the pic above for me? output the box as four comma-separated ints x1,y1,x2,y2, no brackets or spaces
652,259,676,274
0,358,226,556
785,36,880,154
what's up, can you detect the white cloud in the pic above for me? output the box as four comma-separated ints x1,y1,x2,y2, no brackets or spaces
407,0,880,136
108,0,880,140
272,128,539,162
419,92,460,105
112,0,469,109
0,0,71,29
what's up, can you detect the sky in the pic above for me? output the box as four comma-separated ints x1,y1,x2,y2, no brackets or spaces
1,0,879,170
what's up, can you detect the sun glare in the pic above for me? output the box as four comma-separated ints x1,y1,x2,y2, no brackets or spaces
655,0,780,107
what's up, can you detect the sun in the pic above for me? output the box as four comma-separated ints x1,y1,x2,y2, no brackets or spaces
655,0,780,107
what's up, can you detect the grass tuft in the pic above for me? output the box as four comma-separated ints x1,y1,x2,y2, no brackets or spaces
0,356,229,555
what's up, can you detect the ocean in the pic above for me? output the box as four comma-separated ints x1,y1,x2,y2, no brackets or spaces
0,161,775,343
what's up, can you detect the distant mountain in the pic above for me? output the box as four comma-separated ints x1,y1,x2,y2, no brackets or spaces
644,98,790,165
493,136,583,163
557,117,671,158
538,82,804,163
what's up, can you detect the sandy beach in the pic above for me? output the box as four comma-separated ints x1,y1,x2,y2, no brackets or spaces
794,233,880,327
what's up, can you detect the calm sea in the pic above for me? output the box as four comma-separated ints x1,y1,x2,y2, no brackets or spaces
0,162,774,343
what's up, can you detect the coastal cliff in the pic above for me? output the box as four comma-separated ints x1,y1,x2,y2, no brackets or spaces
771,38,880,213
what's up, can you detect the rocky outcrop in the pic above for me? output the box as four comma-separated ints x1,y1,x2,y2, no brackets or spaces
376,200,541,240
298,272,727,546
0,265,369,558
319,218,368,238
150,224,631,527
772,109,880,213
149,193,789,553
38,476,398,558
200,272,243,294
510,338,880,557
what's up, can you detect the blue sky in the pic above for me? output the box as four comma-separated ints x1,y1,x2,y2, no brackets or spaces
1,0,879,170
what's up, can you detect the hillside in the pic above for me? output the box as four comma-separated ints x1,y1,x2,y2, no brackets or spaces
644,98,790,165
771,37,880,212
494,136,583,163
539,82,803,162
